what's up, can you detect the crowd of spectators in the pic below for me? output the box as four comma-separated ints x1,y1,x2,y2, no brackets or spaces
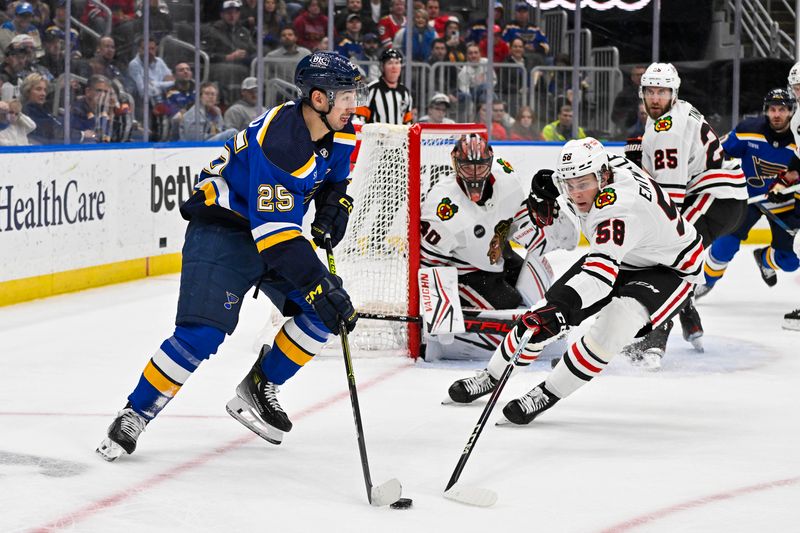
0,0,643,147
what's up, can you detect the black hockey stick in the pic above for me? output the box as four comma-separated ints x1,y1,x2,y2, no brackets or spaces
359,311,518,334
443,326,535,507
752,202,798,237
323,235,403,507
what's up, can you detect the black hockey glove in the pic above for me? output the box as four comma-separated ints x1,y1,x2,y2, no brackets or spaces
527,169,560,228
303,272,358,334
515,304,567,346
767,171,799,203
624,136,643,169
311,188,354,248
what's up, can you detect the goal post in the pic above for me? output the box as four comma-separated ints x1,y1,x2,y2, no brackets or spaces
335,122,488,358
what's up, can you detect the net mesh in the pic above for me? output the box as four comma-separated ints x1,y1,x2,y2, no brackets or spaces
332,124,466,356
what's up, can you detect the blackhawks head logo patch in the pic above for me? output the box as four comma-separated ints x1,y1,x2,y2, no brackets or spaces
594,188,617,209
437,197,459,221
497,158,514,174
654,116,672,132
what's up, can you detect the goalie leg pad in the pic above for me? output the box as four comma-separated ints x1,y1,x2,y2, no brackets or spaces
515,254,555,308
546,297,648,398
127,324,225,419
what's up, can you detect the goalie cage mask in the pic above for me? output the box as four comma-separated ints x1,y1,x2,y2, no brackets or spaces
452,133,494,202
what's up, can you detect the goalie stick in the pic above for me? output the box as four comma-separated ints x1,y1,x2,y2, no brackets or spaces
442,326,536,507
358,311,519,334
323,235,403,507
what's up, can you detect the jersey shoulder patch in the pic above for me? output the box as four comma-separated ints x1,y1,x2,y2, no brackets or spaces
437,197,459,220
496,158,514,173
594,187,617,209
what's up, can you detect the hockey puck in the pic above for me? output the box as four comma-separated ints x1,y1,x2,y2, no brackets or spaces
390,498,413,509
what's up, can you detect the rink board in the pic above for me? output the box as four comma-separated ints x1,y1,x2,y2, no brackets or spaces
0,142,770,306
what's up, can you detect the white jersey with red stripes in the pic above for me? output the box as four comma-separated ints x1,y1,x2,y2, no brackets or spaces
565,165,704,309
420,163,579,274
792,109,800,156
642,99,747,208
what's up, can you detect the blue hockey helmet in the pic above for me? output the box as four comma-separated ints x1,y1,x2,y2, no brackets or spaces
763,88,795,114
295,51,368,109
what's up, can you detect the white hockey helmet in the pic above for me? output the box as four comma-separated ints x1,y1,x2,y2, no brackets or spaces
788,62,800,97
555,137,611,204
639,62,681,105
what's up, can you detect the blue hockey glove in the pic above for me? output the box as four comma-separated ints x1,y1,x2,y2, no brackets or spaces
311,188,353,248
304,272,358,334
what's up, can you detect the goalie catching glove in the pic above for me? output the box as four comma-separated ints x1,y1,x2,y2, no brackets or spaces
303,272,358,334
311,186,354,248
527,169,560,227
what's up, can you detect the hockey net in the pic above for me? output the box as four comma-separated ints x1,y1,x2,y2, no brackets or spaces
331,123,487,358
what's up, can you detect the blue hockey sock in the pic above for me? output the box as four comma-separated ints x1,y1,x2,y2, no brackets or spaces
261,314,328,385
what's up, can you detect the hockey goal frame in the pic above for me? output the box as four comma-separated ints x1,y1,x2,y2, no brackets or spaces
350,122,488,359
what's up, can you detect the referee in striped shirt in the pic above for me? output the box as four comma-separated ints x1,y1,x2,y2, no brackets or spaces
355,48,414,124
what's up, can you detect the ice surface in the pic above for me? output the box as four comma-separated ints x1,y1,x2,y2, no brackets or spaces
1,246,799,532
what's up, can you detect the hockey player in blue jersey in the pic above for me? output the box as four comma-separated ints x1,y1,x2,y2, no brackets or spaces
699,88,800,294
97,52,368,460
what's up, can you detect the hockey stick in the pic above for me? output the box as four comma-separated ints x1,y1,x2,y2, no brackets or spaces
359,311,518,333
747,182,800,204
443,326,536,507
752,202,798,237
323,235,403,507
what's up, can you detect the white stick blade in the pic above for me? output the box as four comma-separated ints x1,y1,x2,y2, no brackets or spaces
370,478,402,506
443,486,498,507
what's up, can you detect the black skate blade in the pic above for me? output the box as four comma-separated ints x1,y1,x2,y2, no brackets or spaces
226,396,283,445
443,485,497,507
370,478,402,506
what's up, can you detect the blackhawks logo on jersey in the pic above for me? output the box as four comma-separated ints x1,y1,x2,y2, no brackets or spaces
497,158,514,174
437,197,459,221
594,188,617,209
654,116,673,132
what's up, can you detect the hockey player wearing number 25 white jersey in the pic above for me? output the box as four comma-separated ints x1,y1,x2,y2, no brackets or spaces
447,138,703,424
420,134,579,360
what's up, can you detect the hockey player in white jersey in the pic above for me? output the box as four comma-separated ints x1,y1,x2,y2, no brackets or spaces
633,62,747,357
420,134,579,360
446,138,703,420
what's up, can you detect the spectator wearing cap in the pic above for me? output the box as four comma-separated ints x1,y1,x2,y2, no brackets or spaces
493,1,505,23
465,20,487,45
223,76,259,131
179,81,237,142
360,32,381,81
202,0,255,103
1,35,36,86
393,8,436,62
335,0,377,37
37,27,64,78
502,3,549,66
443,17,465,61
336,14,367,61
418,92,454,124
45,1,81,58
240,0,287,52
0,2,42,60
293,0,328,52
479,24,509,63
377,0,405,48
127,36,173,103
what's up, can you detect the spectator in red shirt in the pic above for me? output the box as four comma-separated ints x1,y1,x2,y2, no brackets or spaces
479,24,509,63
377,0,405,48
293,0,328,51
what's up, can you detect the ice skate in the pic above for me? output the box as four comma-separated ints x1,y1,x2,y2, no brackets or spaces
753,247,777,287
498,384,559,425
227,348,292,445
622,320,672,371
784,308,800,331
96,407,147,462
443,369,497,405
694,283,713,300
678,301,704,352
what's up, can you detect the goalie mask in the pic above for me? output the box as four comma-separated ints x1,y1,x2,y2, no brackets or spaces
452,134,493,202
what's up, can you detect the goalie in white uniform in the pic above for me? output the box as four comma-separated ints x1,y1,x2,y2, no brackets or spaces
783,61,800,331
420,134,579,360
627,62,747,357
446,138,704,424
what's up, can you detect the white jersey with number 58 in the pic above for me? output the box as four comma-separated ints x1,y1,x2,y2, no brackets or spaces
565,164,705,309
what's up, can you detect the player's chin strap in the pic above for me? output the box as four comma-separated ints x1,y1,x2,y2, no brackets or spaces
304,94,335,133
